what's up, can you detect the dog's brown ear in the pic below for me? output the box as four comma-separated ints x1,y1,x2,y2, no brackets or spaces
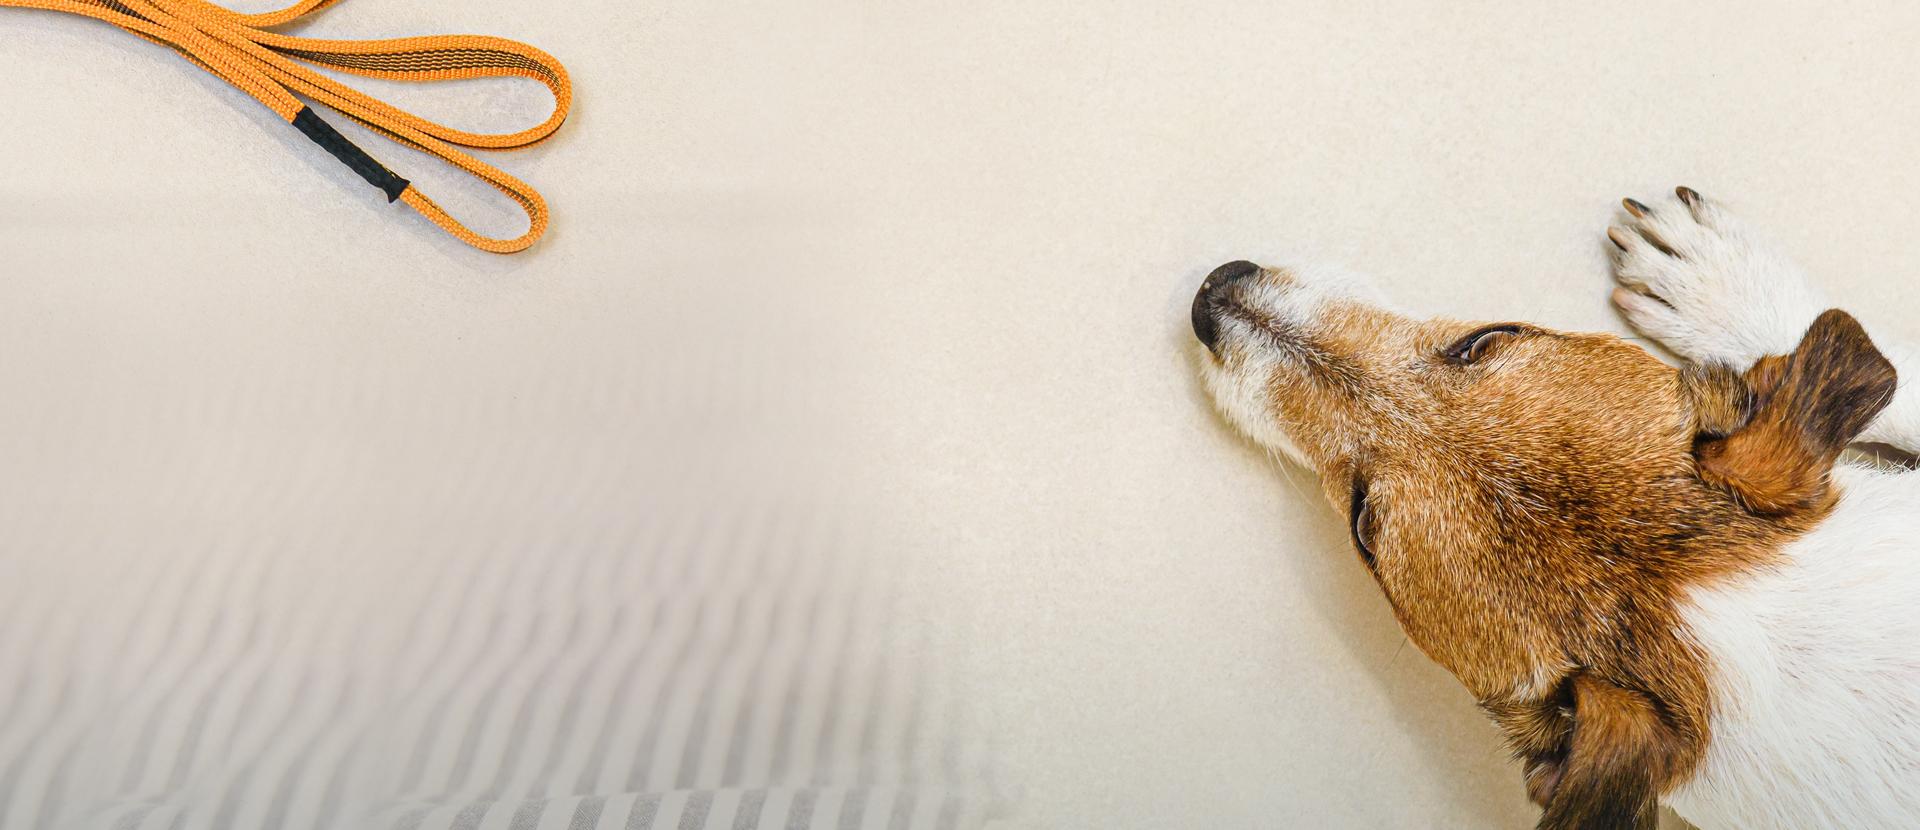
1696,309,1897,515
1534,674,1673,830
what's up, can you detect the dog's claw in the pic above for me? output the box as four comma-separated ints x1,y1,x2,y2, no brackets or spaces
1676,186,1701,207
1623,198,1650,218
1607,227,1633,251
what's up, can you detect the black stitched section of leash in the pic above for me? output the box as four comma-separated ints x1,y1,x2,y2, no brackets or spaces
291,106,409,202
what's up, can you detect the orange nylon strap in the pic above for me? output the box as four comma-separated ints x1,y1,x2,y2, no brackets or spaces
4,0,571,253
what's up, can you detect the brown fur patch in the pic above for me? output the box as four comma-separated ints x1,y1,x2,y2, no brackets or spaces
1698,310,1898,514
1534,673,1678,830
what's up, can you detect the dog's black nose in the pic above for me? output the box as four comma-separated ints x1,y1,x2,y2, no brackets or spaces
1192,260,1261,353
1205,260,1261,288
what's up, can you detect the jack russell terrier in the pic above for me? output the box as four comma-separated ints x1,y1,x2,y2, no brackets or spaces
1190,188,1920,830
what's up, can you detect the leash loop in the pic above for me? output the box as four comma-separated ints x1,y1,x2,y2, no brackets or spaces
4,0,572,253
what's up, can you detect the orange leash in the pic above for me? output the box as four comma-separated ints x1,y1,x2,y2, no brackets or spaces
4,0,571,253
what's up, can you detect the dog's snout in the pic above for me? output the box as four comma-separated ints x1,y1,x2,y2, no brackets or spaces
1193,260,1262,353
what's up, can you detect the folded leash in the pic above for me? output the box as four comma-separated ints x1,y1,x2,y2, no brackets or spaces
4,0,573,253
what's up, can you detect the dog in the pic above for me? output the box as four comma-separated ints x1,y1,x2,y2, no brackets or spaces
1189,188,1920,829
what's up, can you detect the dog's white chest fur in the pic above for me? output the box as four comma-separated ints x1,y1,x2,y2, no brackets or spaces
1670,466,1920,829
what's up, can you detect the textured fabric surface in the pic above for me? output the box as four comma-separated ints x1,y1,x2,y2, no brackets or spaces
0,483,998,830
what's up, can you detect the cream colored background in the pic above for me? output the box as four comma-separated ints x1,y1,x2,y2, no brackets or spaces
7,1,1920,828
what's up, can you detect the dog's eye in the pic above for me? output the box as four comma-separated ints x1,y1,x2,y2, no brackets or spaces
1349,482,1377,571
1446,324,1524,364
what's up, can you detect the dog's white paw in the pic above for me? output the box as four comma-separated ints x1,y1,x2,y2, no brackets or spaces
1608,187,1829,368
